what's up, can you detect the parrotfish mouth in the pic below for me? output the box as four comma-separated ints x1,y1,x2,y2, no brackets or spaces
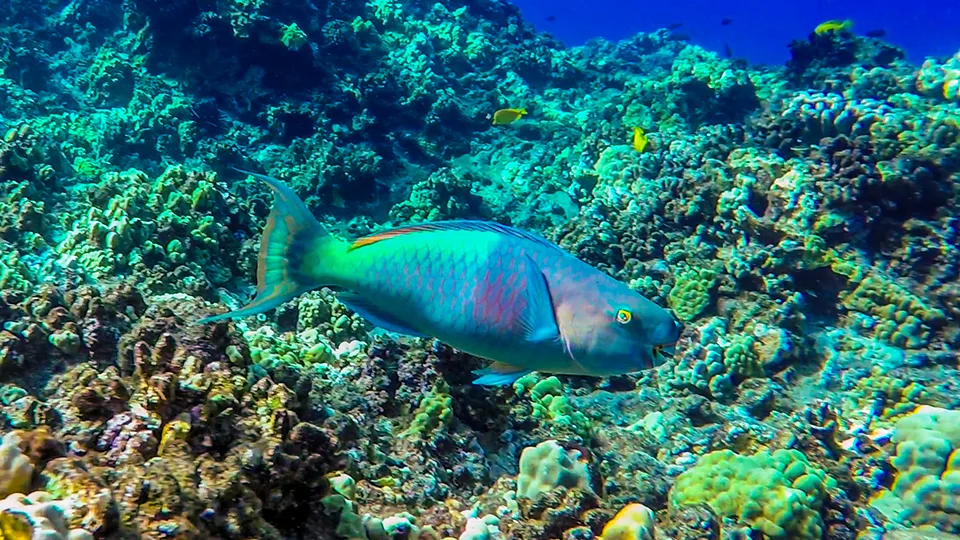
654,344,675,361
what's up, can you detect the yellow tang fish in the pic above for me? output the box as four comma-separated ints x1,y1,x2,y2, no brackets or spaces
491,108,527,125
632,127,649,153
815,19,852,35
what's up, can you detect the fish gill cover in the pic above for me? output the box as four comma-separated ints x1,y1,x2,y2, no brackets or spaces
0,0,957,538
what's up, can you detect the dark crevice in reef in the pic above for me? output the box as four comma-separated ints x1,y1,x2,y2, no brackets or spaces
790,266,845,321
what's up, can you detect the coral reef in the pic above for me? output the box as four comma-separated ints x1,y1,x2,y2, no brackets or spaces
0,0,957,538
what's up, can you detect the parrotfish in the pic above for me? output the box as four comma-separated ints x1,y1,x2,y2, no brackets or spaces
200,170,683,385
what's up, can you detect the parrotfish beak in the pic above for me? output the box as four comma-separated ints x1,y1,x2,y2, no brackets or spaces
651,316,682,364
670,315,684,340
650,314,684,347
652,344,675,364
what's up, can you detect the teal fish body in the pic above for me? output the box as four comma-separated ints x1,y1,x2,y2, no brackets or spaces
200,170,683,385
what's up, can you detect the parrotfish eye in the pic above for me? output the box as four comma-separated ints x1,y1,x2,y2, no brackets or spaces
615,309,632,324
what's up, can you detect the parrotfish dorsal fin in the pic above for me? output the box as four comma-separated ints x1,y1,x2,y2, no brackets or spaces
348,220,563,252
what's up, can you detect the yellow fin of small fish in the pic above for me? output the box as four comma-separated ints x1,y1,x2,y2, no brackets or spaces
632,127,648,153
492,108,527,125
815,19,852,35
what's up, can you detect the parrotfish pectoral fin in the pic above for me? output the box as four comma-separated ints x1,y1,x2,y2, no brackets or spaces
338,292,429,338
517,254,561,344
472,362,533,386
197,168,337,324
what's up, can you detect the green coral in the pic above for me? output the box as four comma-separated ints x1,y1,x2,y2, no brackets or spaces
855,375,932,419
514,375,592,439
54,166,243,295
319,493,366,539
663,318,733,398
84,46,136,106
295,290,371,343
915,52,960,101
48,330,81,355
280,23,308,50
871,406,960,533
671,449,837,540
402,386,454,438
663,317,781,400
668,266,718,322
0,250,31,292
842,275,945,348
723,334,761,378
245,326,346,371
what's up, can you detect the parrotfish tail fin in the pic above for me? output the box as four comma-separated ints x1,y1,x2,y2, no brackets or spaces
472,362,533,386
198,168,343,324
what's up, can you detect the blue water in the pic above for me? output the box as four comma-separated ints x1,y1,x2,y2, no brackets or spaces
512,0,958,65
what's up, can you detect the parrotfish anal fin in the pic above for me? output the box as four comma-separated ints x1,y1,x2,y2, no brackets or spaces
472,362,533,386
518,254,561,344
338,292,429,338
348,220,563,252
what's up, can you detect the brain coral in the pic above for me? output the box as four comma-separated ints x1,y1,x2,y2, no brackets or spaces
670,448,837,539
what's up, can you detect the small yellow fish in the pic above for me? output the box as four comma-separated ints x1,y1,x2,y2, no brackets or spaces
491,108,527,125
815,19,852,35
632,127,649,153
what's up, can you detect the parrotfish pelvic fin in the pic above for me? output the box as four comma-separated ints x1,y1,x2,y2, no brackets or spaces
198,169,338,324
472,362,533,386
338,291,428,338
